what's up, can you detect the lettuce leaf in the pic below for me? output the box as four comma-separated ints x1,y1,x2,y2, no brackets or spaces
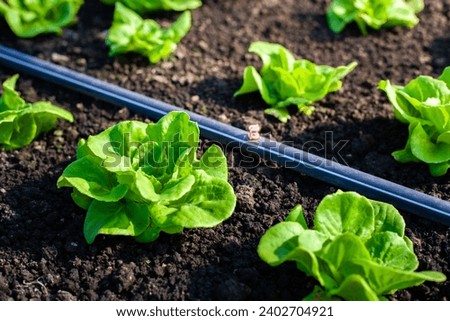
327,0,424,35
57,111,236,244
0,74,74,150
257,191,446,301
379,67,450,176
0,0,84,38
106,3,191,63
234,42,356,122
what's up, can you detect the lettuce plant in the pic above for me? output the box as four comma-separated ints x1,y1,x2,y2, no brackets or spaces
0,0,84,38
379,67,450,176
327,0,424,35
106,3,191,63
57,111,236,244
258,191,446,301
100,0,202,13
0,74,74,150
234,42,357,122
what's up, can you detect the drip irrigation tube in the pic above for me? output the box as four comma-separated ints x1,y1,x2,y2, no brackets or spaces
0,45,449,226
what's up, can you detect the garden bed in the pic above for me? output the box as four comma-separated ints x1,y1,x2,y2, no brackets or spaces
0,0,448,300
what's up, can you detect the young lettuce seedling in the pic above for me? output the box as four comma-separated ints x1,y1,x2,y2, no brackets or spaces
0,0,84,38
257,191,446,301
0,74,74,150
57,111,236,244
100,0,202,13
379,67,450,176
326,0,424,35
106,3,191,63
234,41,357,122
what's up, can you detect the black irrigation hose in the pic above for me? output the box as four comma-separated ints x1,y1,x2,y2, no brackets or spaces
0,45,449,226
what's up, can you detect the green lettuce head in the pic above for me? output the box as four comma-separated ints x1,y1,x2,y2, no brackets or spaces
257,191,446,301
234,41,357,123
57,111,236,244
379,67,450,176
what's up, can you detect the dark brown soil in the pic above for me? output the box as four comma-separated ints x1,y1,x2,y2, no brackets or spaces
0,0,449,300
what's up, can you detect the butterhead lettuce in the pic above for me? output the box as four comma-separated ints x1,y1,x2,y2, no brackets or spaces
57,111,236,244
327,0,424,35
234,42,357,122
257,191,446,301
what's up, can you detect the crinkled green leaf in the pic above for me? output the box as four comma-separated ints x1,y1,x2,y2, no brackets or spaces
134,223,161,243
370,199,405,236
146,111,199,170
71,190,92,210
106,3,191,63
403,75,450,106
151,170,236,229
410,123,450,163
429,162,450,177
320,234,372,283
285,205,308,229
160,174,195,202
86,120,148,165
234,66,277,105
264,106,291,123
27,101,73,130
327,0,424,35
0,0,84,38
100,0,202,13
235,42,356,122
438,66,450,88
365,231,418,271
0,74,25,111
249,41,295,73
5,112,37,149
196,144,228,181
57,156,129,202
379,80,420,124
0,75,73,150
129,169,162,202
0,114,15,144
380,68,450,176
257,221,307,266
257,221,328,284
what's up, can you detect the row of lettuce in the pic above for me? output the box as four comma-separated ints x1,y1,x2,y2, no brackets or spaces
0,0,425,38
0,0,448,300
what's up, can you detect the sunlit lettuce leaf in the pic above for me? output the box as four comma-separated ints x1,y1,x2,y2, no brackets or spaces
58,111,236,244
